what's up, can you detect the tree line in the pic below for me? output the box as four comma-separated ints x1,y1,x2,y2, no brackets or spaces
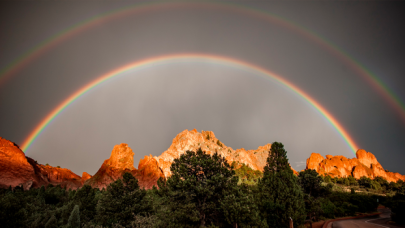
1,142,404,227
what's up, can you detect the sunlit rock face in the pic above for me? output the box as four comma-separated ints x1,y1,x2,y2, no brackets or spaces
157,129,271,177
0,137,83,189
87,129,300,190
306,153,325,172
356,149,379,168
137,155,165,189
106,143,135,170
81,172,92,184
305,150,405,182
85,143,164,190
85,143,136,189
34,163,82,189
0,137,36,188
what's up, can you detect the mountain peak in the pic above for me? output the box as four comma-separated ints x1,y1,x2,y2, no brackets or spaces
157,129,271,177
105,143,135,170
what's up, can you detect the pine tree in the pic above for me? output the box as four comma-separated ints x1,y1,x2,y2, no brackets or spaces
95,172,149,227
67,205,80,228
72,185,97,223
258,142,306,227
45,215,58,228
157,148,239,227
220,184,268,228
298,169,323,197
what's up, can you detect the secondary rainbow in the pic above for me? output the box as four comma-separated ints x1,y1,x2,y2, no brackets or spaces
20,54,360,155
1,1,404,124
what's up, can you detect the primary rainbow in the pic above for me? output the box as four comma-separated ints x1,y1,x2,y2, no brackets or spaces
1,1,405,124
20,54,360,155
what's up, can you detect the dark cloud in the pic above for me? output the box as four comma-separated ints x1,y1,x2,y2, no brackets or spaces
1,1,404,175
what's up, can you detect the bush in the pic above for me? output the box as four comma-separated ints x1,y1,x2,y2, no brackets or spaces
234,163,263,184
319,198,336,219
391,186,405,224
358,176,372,188
324,175,332,183
216,140,223,147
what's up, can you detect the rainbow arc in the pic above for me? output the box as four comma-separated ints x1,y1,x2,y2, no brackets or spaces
20,54,360,155
1,2,404,124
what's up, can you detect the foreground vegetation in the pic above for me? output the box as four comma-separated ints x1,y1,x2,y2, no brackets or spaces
1,142,404,228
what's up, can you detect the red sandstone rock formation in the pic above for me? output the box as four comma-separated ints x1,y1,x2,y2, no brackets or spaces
305,150,405,182
81,172,92,184
87,129,300,190
157,129,271,177
0,137,38,189
137,155,165,189
306,153,325,172
85,143,136,189
85,143,164,190
5,130,403,191
0,137,84,189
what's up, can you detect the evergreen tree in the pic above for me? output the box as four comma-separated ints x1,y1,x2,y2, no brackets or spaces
391,185,405,224
72,185,97,223
298,169,323,197
45,215,58,228
0,191,25,228
220,184,268,228
67,205,80,228
157,148,239,227
95,172,149,227
258,142,306,227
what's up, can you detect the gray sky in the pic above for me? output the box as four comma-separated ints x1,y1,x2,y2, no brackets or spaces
1,1,404,176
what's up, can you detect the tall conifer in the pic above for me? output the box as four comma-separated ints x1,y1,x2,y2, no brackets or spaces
258,142,306,227
67,205,80,228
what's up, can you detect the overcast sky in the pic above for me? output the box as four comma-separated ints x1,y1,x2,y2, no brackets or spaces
1,1,404,176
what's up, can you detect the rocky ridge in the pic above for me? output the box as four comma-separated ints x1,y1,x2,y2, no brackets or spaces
306,149,405,182
86,129,296,189
0,137,83,190
156,129,272,177
1,129,404,190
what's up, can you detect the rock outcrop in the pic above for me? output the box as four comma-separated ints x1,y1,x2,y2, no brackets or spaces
81,172,92,184
137,155,165,189
157,129,272,177
85,143,136,189
3,130,404,191
0,137,84,189
0,137,37,188
86,129,300,190
84,143,164,190
305,150,405,182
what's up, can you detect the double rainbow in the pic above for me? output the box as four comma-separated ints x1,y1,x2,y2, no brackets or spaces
1,1,404,125
20,54,360,155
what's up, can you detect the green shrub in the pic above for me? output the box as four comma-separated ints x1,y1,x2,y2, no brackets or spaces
391,186,405,224
320,198,336,219
324,175,332,183
216,140,223,147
